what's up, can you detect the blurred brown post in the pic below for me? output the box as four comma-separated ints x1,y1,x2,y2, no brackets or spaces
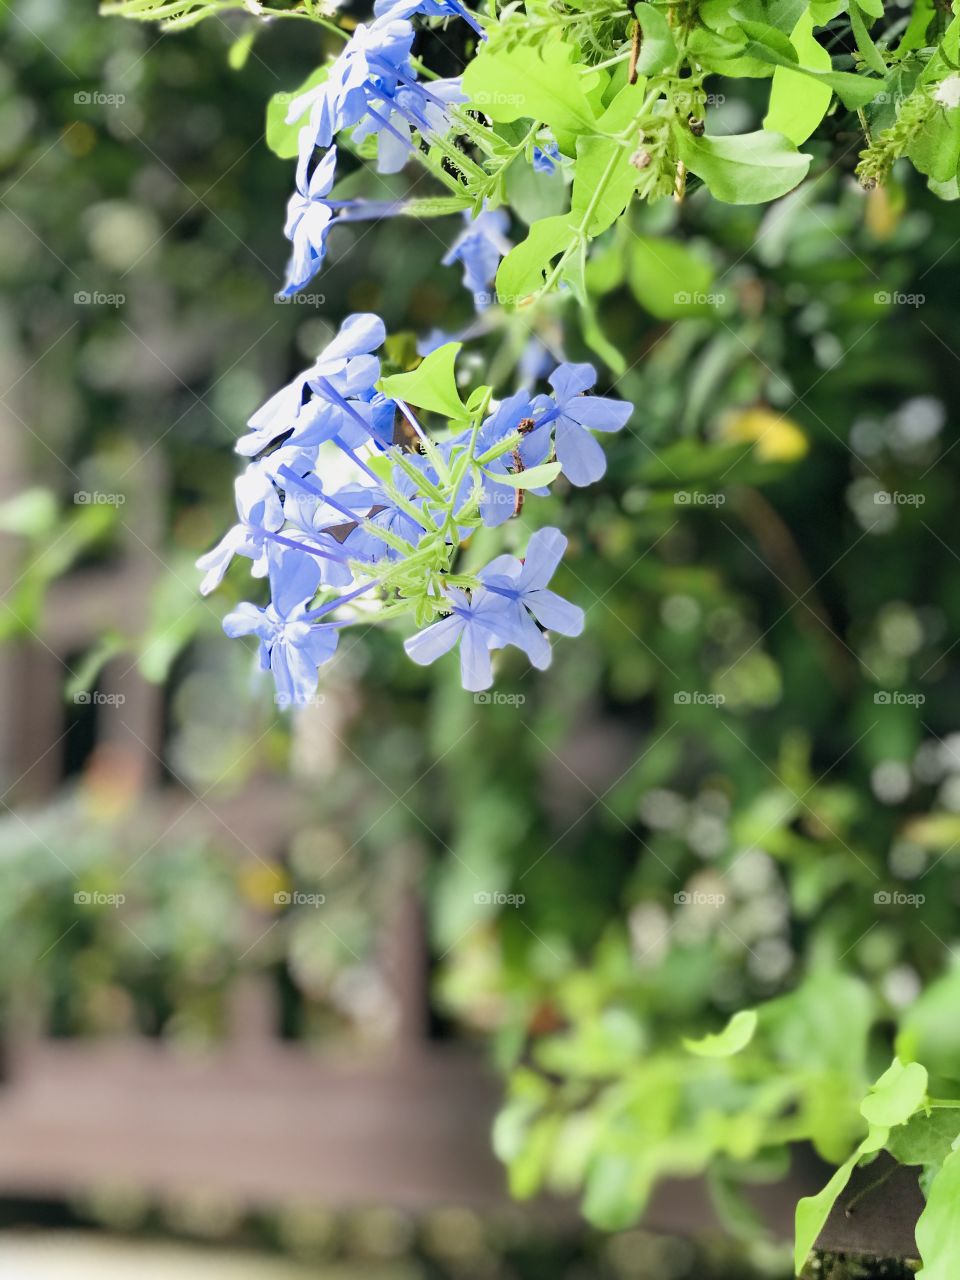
380,880,431,1051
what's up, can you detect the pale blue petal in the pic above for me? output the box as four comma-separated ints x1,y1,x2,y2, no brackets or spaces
555,420,607,486
517,527,567,591
223,602,272,641
322,313,386,363
404,614,464,666
525,588,584,636
458,622,494,691
562,395,632,433
549,361,595,401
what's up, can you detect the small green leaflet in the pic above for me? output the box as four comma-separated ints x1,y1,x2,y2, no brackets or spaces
228,28,256,70
683,1009,757,1057
378,343,469,422
266,67,328,160
916,1145,960,1278
859,1058,928,1127
676,129,812,204
486,461,562,488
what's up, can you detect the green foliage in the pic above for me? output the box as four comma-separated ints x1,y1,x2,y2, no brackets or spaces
377,343,470,422
914,1147,960,1279
674,130,812,204
683,1008,757,1057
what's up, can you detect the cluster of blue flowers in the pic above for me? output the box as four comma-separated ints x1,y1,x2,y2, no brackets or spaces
199,310,632,701
278,1,479,296
197,0,634,701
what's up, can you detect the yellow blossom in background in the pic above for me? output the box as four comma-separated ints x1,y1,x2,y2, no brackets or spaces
720,406,809,464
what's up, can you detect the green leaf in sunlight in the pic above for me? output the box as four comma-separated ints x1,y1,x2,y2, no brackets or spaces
379,343,469,421
684,1009,758,1057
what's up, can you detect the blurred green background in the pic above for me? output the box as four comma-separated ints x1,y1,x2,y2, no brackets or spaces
0,0,958,1276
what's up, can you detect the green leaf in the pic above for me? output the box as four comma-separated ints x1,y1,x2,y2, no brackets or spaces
266,67,328,160
228,27,255,70
571,83,648,236
632,2,678,75
849,2,889,77
897,965,960,1082
859,1058,928,1127
916,1146,960,1279
583,1154,653,1230
486,461,562,488
505,155,567,225
809,2,847,22
64,633,126,702
580,296,626,375
496,214,577,303
684,1009,758,1057
908,105,960,184
676,129,812,203
899,0,936,53
732,0,809,31
462,36,600,153
378,343,468,422
886,1110,960,1171
739,20,883,107
764,11,834,144
628,235,717,319
794,1124,888,1273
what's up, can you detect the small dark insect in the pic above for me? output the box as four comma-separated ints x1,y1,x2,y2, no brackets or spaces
512,446,525,518
393,406,424,452
517,417,536,434
688,114,705,137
